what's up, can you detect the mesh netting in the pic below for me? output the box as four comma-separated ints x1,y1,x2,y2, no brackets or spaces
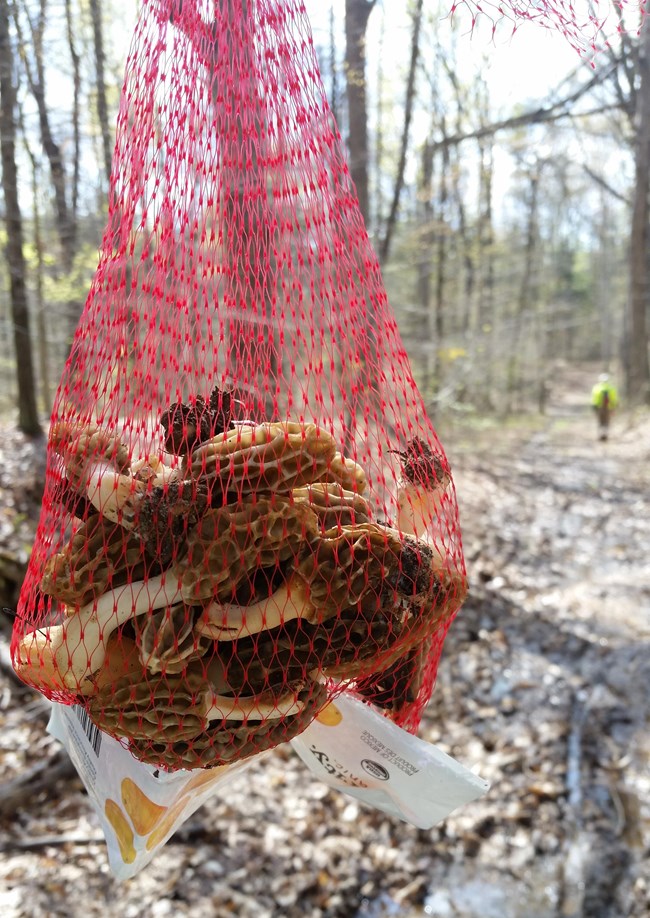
12,0,467,771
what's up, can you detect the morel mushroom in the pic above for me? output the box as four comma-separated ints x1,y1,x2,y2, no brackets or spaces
135,603,212,674
291,482,371,530
187,421,339,499
195,576,313,641
172,496,320,603
319,452,368,494
88,661,328,769
135,476,209,564
40,514,155,608
49,422,131,487
49,422,145,526
160,386,244,455
195,521,449,642
14,573,183,694
49,421,191,538
297,522,438,613
393,437,451,541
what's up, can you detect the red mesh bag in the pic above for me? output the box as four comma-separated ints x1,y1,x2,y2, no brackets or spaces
12,0,467,771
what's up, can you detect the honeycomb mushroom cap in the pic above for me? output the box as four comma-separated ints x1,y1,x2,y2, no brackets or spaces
40,514,156,608
219,599,400,695
125,680,328,770
172,496,320,603
135,604,212,674
291,482,371,530
295,522,407,620
49,422,131,491
319,453,368,494
88,666,328,770
187,421,338,499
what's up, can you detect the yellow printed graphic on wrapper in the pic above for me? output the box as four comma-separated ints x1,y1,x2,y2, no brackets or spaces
121,777,168,836
145,795,192,851
184,764,232,794
105,798,136,864
316,702,343,726
103,767,239,862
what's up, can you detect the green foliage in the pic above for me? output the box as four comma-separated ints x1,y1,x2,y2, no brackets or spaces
41,242,100,307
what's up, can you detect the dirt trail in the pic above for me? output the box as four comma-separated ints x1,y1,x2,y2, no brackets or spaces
431,375,650,917
0,380,648,917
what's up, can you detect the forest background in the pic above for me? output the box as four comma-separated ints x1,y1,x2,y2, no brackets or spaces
0,0,649,439
0,3,649,916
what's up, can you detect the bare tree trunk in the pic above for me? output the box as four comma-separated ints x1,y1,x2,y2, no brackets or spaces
213,0,279,419
507,168,540,413
433,139,450,387
344,0,376,226
26,143,51,414
0,1,42,436
13,0,75,273
625,11,650,402
65,0,81,218
89,0,112,186
378,0,423,263
476,137,495,409
453,148,474,335
596,192,614,366
328,2,340,124
477,140,495,335
373,7,384,234
417,139,435,394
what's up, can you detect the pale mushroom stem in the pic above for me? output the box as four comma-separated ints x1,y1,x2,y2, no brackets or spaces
396,482,447,544
197,579,312,641
84,461,147,528
15,574,183,693
203,690,306,722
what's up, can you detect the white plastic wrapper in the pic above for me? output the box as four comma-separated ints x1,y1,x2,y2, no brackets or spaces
291,694,489,829
47,703,258,880
48,694,488,879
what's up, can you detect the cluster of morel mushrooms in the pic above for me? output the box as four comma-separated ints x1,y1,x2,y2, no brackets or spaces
15,388,466,770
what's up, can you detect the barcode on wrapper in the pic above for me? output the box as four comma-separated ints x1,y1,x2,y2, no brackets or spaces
73,705,102,756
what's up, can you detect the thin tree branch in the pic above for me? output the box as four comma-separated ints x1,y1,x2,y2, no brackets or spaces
430,60,619,152
89,0,112,185
12,0,75,271
378,0,423,263
64,0,81,219
582,164,630,206
432,101,622,151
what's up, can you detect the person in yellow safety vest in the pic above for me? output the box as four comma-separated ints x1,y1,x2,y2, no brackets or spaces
591,373,619,441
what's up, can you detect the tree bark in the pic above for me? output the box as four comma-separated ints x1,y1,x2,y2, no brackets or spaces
507,166,540,412
89,0,112,186
215,0,280,419
476,138,495,409
417,138,435,394
14,0,76,273
625,12,650,402
65,0,81,218
378,0,423,264
328,3,340,125
344,0,376,226
26,141,52,414
0,1,43,436
434,139,449,352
